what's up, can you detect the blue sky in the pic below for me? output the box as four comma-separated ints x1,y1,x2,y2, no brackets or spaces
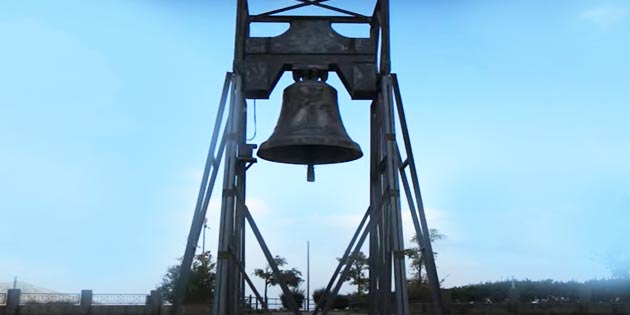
1,0,629,297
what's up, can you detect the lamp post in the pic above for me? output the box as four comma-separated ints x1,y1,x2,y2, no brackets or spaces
307,241,310,311
202,218,208,253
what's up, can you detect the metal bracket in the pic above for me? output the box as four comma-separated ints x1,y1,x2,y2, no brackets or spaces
237,15,378,99
237,143,258,163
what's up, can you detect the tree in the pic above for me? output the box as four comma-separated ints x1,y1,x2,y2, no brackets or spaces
607,255,630,280
337,251,369,295
156,251,216,304
280,288,305,309
404,229,445,285
253,255,303,306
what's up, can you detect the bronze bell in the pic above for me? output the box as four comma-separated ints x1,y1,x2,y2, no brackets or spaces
257,79,362,180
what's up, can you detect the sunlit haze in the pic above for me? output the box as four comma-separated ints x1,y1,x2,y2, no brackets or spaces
1,0,629,298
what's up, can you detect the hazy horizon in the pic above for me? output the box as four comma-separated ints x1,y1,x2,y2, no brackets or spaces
1,0,629,298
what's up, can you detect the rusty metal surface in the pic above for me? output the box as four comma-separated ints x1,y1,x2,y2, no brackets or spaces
236,2,379,99
257,80,362,165
246,20,374,55
175,1,443,315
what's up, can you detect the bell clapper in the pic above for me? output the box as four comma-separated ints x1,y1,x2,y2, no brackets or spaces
307,164,315,182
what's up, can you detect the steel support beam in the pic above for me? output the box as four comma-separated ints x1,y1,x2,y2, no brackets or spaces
213,73,248,315
173,2,444,315
391,74,444,314
312,207,371,315
243,205,302,315
170,73,233,315
380,75,409,315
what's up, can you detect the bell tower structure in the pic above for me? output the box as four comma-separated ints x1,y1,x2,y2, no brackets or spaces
170,1,444,314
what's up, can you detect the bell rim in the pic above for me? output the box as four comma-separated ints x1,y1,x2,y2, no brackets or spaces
257,141,363,165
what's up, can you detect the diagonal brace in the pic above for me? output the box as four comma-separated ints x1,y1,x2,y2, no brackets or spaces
391,73,444,314
226,245,271,314
312,206,371,315
170,72,233,315
243,204,302,315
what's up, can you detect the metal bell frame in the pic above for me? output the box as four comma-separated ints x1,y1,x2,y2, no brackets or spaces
170,1,444,315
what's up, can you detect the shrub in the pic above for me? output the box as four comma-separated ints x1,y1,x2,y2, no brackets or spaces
312,288,326,304
280,289,305,309
348,293,369,310
332,294,349,309
408,283,432,302
310,288,349,310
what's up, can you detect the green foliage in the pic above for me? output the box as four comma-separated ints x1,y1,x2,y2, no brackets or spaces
586,278,630,302
311,288,350,310
331,294,350,309
311,288,354,309
448,278,630,303
606,255,630,280
280,268,304,289
312,288,325,304
254,256,287,289
156,251,216,304
337,251,369,295
448,280,511,303
408,282,433,302
347,293,369,310
280,288,305,309
404,229,445,284
253,255,303,306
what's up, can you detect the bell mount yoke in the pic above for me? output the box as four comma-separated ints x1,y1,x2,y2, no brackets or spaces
292,68,329,83
235,5,379,100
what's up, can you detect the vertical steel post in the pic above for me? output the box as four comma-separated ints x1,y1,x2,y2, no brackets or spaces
379,89,393,315
213,73,245,315
232,1,249,309
381,75,409,315
378,0,391,75
368,99,381,315
233,75,248,314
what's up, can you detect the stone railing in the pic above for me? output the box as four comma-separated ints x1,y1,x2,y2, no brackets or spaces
2,288,630,315
92,294,148,305
19,293,81,304
0,289,160,315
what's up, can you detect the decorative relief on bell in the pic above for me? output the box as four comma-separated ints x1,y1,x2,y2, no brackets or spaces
257,79,363,167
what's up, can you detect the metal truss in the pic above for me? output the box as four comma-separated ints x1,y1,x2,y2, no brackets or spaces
170,1,444,314
252,0,370,21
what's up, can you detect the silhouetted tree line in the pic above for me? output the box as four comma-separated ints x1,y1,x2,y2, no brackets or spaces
155,247,629,308
443,279,630,304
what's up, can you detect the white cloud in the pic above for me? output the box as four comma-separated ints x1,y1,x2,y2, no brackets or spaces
321,213,366,229
401,207,451,246
579,6,628,29
317,207,451,244
245,197,271,218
